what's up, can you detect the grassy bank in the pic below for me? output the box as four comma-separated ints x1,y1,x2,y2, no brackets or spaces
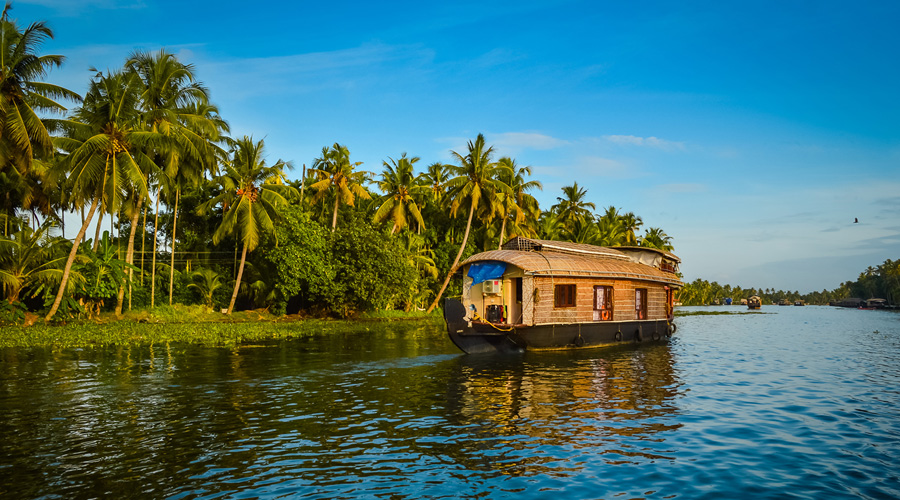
0,305,444,349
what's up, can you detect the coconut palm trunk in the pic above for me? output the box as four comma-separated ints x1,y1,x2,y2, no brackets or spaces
227,240,249,314
426,202,475,313
168,188,180,305
45,196,100,321
498,217,507,250
150,189,161,308
331,196,340,231
115,194,143,316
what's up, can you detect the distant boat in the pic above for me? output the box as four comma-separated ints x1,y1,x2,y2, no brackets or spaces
860,298,887,310
794,300,805,306
748,296,762,310
833,298,866,308
777,299,792,306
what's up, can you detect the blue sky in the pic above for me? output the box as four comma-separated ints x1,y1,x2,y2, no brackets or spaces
13,0,900,292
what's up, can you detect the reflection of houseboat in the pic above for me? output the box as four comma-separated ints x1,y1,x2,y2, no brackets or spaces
443,237,682,354
747,296,762,309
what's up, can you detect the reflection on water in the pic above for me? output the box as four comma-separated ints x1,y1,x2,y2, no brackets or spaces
2,308,900,499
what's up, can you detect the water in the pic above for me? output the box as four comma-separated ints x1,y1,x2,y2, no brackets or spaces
1,306,900,499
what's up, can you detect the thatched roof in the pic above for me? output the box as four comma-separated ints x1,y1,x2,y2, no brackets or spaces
461,248,682,286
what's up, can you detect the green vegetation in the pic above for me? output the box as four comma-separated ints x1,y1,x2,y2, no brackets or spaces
0,5,678,327
678,258,900,306
0,305,444,348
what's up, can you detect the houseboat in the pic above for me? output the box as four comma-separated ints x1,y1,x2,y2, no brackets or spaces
442,237,682,354
747,296,762,309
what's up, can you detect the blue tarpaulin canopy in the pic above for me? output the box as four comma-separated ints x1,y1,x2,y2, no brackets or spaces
467,261,507,285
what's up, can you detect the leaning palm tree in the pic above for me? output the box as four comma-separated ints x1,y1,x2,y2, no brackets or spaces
308,143,370,231
426,133,510,313
0,4,80,224
494,157,541,248
44,70,157,321
373,153,426,234
198,136,296,314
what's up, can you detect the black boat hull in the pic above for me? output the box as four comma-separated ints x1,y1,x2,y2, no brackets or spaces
443,299,675,354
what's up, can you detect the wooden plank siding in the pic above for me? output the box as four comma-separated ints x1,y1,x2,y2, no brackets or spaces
530,276,669,325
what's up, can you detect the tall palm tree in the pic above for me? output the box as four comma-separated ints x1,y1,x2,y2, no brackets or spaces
44,70,157,321
198,136,296,314
308,143,370,231
551,182,595,236
0,4,80,226
373,153,426,234
426,133,509,313
126,49,225,307
494,157,541,248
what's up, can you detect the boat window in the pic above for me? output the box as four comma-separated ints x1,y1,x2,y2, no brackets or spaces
593,286,613,321
554,284,576,308
635,288,648,320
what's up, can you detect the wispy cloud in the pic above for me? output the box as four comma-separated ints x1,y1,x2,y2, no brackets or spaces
574,156,641,179
492,132,569,154
603,134,686,151
199,42,434,101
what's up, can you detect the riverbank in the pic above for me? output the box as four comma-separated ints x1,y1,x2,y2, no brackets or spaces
0,305,443,349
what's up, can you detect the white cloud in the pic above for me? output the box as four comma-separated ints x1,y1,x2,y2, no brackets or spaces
491,132,569,154
603,134,686,151
573,156,642,179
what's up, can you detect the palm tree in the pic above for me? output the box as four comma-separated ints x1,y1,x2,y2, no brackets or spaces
551,182,595,237
495,157,542,248
426,133,509,313
44,70,157,321
593,216,627,246
188,267,223,309
640,227,674,251
308,143,370,231
0,219,69,303
373,153,426,234
198,136,296,314
619,211,643,245
126,49,225,308
420,162,450,204
0,4,80,226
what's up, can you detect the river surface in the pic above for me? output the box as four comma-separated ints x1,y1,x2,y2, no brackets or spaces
2,306,900,499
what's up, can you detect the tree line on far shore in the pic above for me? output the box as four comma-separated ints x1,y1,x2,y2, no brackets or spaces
0,6,676,323
677,258,900,306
